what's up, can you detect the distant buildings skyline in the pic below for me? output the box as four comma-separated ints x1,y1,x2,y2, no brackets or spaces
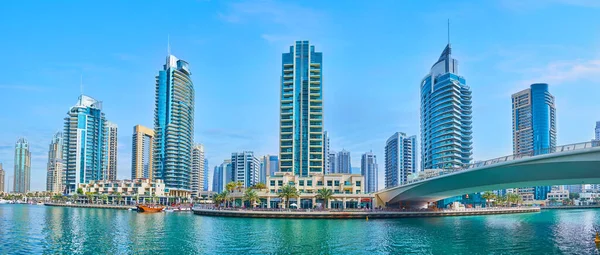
0,163,4,192
336,150,351,174
191,144,205,197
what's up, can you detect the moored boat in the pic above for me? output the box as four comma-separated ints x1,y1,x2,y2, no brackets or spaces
137,205,165,213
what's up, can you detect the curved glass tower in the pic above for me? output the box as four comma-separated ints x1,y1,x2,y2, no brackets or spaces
153,54,194,196
420,44,473,170
14,138,31,193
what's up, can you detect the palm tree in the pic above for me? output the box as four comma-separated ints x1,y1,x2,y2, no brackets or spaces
100,194,109,204
235,181,244,192
254,183,267,190
316,188,333,209
278,185,300,209
213,192,225,207
73,194,79,203
226,182,236,193
76,188,84,195
115,192,123,205
85,192,94,204
133,194,140,205
243,189,260,208
481,191,496,208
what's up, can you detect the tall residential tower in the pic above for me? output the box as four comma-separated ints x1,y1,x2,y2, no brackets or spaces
336,150,351,174
512,83,556,200
232,152,260,188
131,125,154,179
153,54,195,197
385,132,417,188
361,151,378,193
0,163,4,193
191,144,205,196
46,132,64,194
279,41,324,176
63,95,108,194
105,121,118,181
14,138,31,193
420,44,473,170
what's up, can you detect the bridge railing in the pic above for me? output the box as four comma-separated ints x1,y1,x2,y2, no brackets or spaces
404,141,598,186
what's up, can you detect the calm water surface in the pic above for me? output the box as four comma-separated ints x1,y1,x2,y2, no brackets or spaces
1,204,600,254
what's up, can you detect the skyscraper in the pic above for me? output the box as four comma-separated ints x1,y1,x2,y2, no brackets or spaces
596,121,600,140
385,132,417,188
279,41,324,176
63,95,108,194
336,150,351,174
203,158,209,191
0,163,5,193
259,155,279,184
46,132,64,194
131,125,154,180
191,144,205,197
105,121,118,181
420,44,473,170
212,159,232,192
14,138,31,193
512,83,556,200
153,54,195,197
323,131,330,174
361,151,378,193
231,152,260,188
328,152,336,174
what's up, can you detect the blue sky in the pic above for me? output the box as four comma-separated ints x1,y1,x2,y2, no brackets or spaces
1,0,600,191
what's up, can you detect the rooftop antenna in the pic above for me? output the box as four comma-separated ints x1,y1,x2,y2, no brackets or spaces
447,19,450,45
168,34,171,55
80,74,83,95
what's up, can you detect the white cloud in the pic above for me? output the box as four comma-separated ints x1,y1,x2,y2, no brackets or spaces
521,59,600,86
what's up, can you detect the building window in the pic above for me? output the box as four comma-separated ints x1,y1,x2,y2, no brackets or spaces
307,180,313,186
327,180,332,186
356,181,361,187
270,180,275,186
334,181,340,186
299,180,305,186
288,181,295,185
278,181,283,186
356,190,361,194
334,190,340,194
317,181,323,186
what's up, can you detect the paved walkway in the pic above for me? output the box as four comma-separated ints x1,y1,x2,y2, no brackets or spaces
192,207,541,219
44,202,133,210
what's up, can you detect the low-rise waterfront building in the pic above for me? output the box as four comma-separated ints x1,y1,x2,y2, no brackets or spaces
546,189,569,204
78,178,165,197
243,172,373,209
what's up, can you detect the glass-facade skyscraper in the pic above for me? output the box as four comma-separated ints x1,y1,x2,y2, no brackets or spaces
512,83,556,200
385,132,417,188
231,152,259,188
14,138,31,193
420,44,473,170
336,150,351,174
153,54,194,196
63,95,107,194
279,41,324,176
105,121,118,181
361,151,378,193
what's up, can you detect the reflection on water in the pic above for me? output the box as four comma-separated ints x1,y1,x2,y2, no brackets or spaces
1,205,600,254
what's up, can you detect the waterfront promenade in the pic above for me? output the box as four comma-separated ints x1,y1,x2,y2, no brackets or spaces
44,202,132,210
192,207,540,219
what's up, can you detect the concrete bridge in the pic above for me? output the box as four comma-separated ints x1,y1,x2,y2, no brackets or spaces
374,141,600,208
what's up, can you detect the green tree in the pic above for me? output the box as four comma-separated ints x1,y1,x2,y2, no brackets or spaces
85,192,94,204
316,188,333,209
235,181,244,192
226,182,236,193
569,193,580,200
481,191,496,207
253,183,267,190
243,188,260,208
100,194,109,204
278,185,300,209
76,188,84,195
115,192,123,205
73,194,79,203
213,192,225,207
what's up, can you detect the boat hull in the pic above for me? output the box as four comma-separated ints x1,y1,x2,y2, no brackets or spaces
137,205,165,213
